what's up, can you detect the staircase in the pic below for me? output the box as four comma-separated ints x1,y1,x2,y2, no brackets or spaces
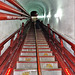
13,25,62,75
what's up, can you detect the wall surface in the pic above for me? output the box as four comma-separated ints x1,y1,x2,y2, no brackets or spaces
50,0,75,42
17,0,75,56
0,0,27,55
0,0,75,55
17,0,75,41
0,0,27,43
74,1,75,40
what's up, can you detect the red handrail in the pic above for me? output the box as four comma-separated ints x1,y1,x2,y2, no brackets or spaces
48,24,75,52
47,24,75,74
0,25,21,50
0,21,30,75
34,24,42,75
6,0,30,16
40,23,75,74
0,12,26,20
0,1,26,16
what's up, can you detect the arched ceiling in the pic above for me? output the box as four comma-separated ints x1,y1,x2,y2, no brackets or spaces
16,0,64,22
17,0,75,41
17,0,62,16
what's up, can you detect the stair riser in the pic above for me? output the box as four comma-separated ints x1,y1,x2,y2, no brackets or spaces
22,49,36,51
40,57,55,61
23,46,49,48
25,40,46,41
39,49,51,51
24,42,47,43
24,44,48,45
23,46,36,48
14,70,62,75
24,43,48,44
19,57,36,61
20,53,36,56
16,62,58,69
24,40,47,42
19,57,55,62
42,70,62,75
41,63,58,69
14,70,37,75
38,46,49,48
20,53,52,56
16,63,37,69
22,49,51,51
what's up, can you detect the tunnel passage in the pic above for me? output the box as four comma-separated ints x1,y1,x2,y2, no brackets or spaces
31,11,38,16
0,0,75,75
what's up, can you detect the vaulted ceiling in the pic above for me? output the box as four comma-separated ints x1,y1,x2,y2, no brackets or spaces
17,0,63,17
16,0,75,40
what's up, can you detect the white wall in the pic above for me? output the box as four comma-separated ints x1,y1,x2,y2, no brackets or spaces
49,0,75,56
17,0,75,42
74,0,75,40
0,0,26,43
0,20,21,43
50,0,75,42
0,0,75,55
0,0,27,55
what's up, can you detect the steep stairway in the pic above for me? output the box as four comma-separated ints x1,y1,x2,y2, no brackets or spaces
13,25,62,75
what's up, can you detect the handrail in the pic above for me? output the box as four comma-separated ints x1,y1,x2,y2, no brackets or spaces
6,0,30,16
0,20,30,47
41,23,75,55
47,24,75,74
48,24,75,48
0,1,27,16
0,25,21,52
40,23,74,75
0,21,30,75
34,24,42,75
0,12,26,20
